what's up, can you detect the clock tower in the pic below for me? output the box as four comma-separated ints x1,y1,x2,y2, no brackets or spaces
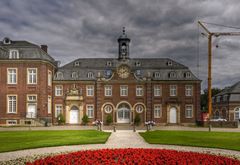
118,27,130,60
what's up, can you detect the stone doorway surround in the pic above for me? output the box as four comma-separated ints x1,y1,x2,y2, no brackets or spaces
167,104,180,124
65,87,83,124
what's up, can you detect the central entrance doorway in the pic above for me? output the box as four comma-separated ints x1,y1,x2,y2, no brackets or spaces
69,106,79,124
117,103,130,123
169,107,177,123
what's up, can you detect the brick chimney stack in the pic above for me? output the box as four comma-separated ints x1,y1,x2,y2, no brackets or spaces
41,45,48,53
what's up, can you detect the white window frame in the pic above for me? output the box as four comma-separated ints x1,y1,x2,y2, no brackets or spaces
185,85,193,96
154,72,161,78
104,85,112,96
170,85,177,96
7,95,17,114
154,104,162,118
55,104,63,118
9,49,19,59
154,85,161,96
87,104,94,118
87,72,94,79
27,68,37,84
48,70,52,86
48,95,52,114
86,85,94,96
234,107,240,120
27,95,37,102
6,120,17,125
7,68,17,84
55,85,63,96
185,105,193,118
120,85,128,96
136,85,143,96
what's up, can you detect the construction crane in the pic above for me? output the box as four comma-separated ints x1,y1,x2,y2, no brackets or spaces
198,21,240,125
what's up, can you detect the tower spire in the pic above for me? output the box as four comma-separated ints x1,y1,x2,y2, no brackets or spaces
122,27,126,35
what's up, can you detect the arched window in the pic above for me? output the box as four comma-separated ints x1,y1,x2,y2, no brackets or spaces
221,108,227,119
71,72,78,78
87,72,94,79
104,105,113,113
154,72,161,78
56,72,63,79
184,72,191,78
234,107,240,120
169,71,176,78
214,110,220,119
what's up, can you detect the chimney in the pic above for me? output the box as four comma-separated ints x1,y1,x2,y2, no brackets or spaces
41,45,48,53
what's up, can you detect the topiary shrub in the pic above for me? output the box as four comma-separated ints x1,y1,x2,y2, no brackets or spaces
82,114,89,125
106,114,113,125
134,114,141,126
57,113,65,125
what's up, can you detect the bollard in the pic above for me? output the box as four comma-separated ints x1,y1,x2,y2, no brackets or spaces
133,125,136,132
113,125,116,132
208,124,212,132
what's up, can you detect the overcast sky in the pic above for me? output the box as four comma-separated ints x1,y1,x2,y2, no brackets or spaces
1,0,240,90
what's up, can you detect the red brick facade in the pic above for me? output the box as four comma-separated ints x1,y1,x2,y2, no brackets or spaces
0,35,201,126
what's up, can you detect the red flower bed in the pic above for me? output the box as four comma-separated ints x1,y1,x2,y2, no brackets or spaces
27,148,240,165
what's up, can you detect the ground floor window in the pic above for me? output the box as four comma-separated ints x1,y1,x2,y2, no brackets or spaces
234,107,240,120
6,120,17,125
185,105,193,118
154,104,162,118
87,105,94,118
55,104,63,118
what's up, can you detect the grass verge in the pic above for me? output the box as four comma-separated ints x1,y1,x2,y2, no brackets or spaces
139,130,240,151
0,130,110,153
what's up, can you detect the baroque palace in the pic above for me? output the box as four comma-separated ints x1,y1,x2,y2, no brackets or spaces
0,29,201,126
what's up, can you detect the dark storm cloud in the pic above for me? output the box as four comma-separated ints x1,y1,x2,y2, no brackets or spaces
1,0,240,90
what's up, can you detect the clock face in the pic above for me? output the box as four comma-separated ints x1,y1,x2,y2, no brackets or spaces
104,69,112,78
117,65,130,78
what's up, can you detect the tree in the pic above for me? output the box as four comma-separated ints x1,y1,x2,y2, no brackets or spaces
106,114,113,125
201,88,222,112
134,114,141,126
82,115,89,125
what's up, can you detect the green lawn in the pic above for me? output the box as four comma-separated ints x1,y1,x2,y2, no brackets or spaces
139,130,240,151
0,130,111,153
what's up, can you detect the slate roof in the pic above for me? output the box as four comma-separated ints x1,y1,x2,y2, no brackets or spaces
214,81,240,102
0,38,56,65
54,58,200,81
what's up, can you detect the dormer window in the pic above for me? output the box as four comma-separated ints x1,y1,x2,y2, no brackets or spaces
74,61,80,66
184,72,191,78
167,61,172,66
9,50,19,59
56,72,64,80
135,61,141,67
169,71,176,78
106,61,112,67
87,72,94,79
71,72,78,78
3,37,11,45
154,72,161,78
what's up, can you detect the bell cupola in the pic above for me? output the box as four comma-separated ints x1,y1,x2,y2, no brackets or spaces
118,27,130,60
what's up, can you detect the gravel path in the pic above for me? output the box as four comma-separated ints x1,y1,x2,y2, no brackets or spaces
0,130,239,163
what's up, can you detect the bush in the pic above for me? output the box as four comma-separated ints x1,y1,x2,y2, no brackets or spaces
82,115,89,125
57,113,65,125
106,114,113,125
134,114,141,126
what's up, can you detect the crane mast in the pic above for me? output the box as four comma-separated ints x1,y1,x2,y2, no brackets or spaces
198,21,240,126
